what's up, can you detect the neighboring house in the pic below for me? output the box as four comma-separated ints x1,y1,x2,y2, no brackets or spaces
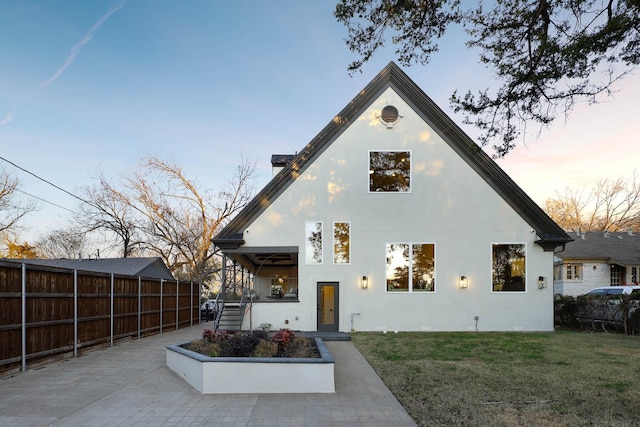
212,62,571,333
7,257,175,280
554,230,640,296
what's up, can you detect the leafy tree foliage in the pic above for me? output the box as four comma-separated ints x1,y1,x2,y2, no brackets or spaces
544,173,640,231
0,235,39,258
335,0,640,156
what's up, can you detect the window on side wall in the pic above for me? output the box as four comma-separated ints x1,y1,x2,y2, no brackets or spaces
305,221,322,264
369,150,411,192
386,243,435,292
492,243,526,292
333,222,350,264
565,264,583,281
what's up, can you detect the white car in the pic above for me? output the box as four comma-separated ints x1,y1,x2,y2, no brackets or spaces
200,300,217,320
584,286,640,296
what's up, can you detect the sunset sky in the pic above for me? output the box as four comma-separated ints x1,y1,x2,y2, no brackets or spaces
2,1,639,246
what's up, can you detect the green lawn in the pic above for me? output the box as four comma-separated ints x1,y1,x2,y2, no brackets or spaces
351,330,640,426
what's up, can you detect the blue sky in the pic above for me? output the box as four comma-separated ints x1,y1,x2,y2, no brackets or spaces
2,0,639,245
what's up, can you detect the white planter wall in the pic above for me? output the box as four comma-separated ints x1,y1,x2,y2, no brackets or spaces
166,339,335,394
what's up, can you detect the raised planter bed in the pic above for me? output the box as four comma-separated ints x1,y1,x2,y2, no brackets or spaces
166,337,335,393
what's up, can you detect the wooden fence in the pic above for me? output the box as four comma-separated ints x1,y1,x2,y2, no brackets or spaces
0,260,201,376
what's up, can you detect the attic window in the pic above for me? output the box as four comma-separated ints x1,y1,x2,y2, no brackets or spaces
369,150,411,192
379,105,401,128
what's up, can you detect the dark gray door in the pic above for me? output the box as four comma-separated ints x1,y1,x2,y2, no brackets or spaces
317,282,339,331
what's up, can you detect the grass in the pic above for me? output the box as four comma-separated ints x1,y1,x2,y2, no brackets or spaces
351,329,640,426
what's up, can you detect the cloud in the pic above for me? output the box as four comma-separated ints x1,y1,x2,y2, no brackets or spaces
40,0,129,87
0,110,14,126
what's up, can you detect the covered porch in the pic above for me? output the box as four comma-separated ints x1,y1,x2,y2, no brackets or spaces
222,246,299,303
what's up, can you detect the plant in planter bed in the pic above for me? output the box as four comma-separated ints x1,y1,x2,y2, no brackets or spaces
184,328,319,358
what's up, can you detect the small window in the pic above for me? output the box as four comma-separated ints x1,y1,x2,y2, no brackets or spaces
566,264,582,281
492,243,526,292
333,222,350,264
369,151,411,192
305,221,322,264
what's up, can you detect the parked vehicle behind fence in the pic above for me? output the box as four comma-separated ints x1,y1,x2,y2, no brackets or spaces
583,286,640,296
200,300,217,321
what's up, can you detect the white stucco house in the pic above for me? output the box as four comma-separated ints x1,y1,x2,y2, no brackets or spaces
212,62,571,333
554,230,640,296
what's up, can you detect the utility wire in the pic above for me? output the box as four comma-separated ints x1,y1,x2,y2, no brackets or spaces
0,155,93,208
15,189,80,215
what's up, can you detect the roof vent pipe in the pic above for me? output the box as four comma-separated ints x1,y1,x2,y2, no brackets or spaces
628,229,634,236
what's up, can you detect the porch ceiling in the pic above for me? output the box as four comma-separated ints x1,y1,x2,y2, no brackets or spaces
224,246,298,273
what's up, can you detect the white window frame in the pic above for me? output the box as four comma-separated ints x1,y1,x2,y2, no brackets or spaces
491,243,527,293
305,221,323,264
385,242,436,293
333,221,351,265
565,263,583,281
368,150,412,193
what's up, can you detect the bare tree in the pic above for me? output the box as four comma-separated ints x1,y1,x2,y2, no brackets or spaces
37,227,91,259
78,175,145,258
0,167,37,236
88,156,256,289
544,173,640,232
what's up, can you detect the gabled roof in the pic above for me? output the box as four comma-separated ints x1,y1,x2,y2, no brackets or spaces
8,257,175,280
214,62,571,251
557,231,640,266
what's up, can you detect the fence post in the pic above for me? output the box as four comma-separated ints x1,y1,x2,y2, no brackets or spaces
190,281,194,326
21,263,26,372
176,280,179,330
137,276,141,339
110,273,114,347
73,269,78,358
160,279,163,333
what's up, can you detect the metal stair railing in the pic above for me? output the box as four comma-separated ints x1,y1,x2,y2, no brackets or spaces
213,286,250,331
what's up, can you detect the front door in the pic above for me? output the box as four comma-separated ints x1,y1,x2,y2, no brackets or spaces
317,282,338,332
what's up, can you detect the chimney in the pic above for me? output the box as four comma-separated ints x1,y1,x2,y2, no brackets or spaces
271,154,296,176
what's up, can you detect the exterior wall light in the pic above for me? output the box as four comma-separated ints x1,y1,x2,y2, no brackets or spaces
459,276,468,289
538,276,547,289
361,276,368,289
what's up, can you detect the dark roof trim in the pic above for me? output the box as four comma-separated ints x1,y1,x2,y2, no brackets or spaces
223,246,299,255
211,232,245,250
216,62,571,251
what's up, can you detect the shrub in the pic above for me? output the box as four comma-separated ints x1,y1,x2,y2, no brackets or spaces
184,327,320,358
185,339,221,357
202,328,228,344
284,336,320,358
258,323,272,332
555,293,640,334
252,340,278,357
272,328,295,354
